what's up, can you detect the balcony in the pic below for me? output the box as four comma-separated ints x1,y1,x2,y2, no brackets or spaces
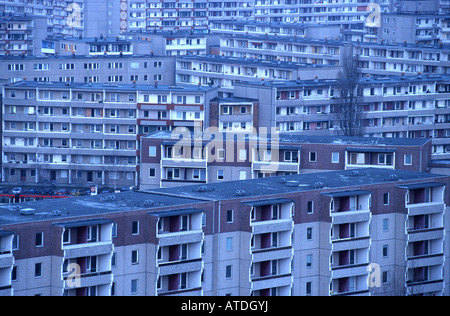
161,158,207,169
63,241,113,259
331,262,369,280
251,218,293,235
251,273,292,292
252,161,298,173
406,202,444,216
251,246,293,263
158,229,203,247
158,258,203,276
63,270,113,289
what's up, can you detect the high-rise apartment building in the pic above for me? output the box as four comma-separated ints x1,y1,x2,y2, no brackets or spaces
1,80,217,188
0,168,448,296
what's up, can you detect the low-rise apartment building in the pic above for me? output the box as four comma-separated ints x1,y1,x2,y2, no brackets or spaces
0,168,448,296
140,131,432,189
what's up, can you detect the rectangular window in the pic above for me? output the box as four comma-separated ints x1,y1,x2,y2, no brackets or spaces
383,245,389,257
35,263,42,278
217,170,224,180
132,221,139,235
383,193,389,205
225,265,232,279
404,154,412,165
149,146,157,157
131,279,138,294
36,232,43,247
226,237,233,251
306,227,313,240
309,152,317,162
131,250,139,264
332,152,339,163
307,201,314,214
383,218,389,232
226,210,233,223
306,254,312,267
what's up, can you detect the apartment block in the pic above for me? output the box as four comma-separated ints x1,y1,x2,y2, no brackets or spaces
0,54,175,85
0,15,47,56
232,74,450,160
217,34,450,76
140,131,432,189
1,80,217,188
0,0,109,38
0,168,448,296
176,54,342,96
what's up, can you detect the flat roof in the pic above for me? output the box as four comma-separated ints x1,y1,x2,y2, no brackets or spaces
242,198,294,206
4,80,217,93
0,191,206,226
0,169,447,227
396,182,445,190
143,130,431,148
146,168,447,202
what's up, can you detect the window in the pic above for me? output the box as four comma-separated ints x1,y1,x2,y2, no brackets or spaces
382,245,389,257
404,154,412,165
131,250,139,264
306,282,312,295
12,235,19,250
306,254,312,267
131,279,138,294
36,232,43,247
226,210,233,223
217,170,224,180
149,146,157,157
87,226,98,243
35,263,42,278
306,227,313,240
309,152,317,162
225,265,232,279
63,229,70,244
307,201,314,214
378,153,393,165
383,193,389,205
332,152,339,164
382,271,388,284
226,237,233,251
180,215,189,232
132,221,139,235
149,168,156,178
383,218,389,232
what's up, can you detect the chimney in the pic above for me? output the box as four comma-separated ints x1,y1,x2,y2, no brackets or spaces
154,81,158,88
401,72,405,80
314,76,318,83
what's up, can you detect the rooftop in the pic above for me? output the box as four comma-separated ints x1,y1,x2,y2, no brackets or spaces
236,73,450,88
0,191,205,226
4,80,217,93
0,168,446,226
146,168,447,202
143,130,432,148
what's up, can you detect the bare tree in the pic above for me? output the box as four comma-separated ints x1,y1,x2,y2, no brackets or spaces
333,45,366,137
